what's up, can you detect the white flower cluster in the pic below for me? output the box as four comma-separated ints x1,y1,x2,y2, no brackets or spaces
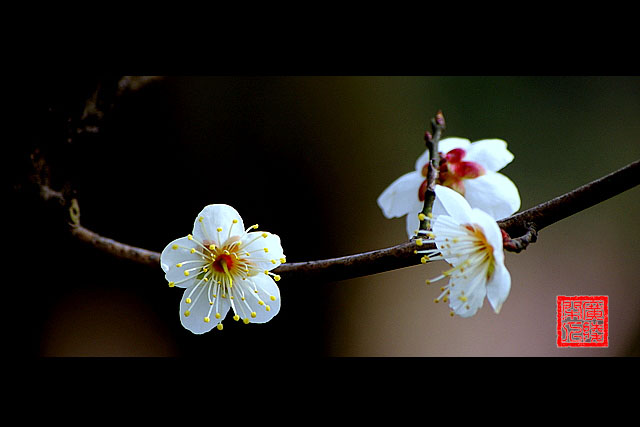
378,137,519,317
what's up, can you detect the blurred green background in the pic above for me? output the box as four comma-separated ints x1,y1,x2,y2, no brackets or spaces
26,76,640,356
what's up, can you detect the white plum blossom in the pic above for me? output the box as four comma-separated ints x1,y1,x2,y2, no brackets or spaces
377,137,521,238
415,185,511,317
160,204,285,334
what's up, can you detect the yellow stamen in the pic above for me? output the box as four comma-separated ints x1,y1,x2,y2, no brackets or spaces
221,259,233,288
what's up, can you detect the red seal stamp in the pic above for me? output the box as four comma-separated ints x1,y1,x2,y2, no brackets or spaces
557,295,608,348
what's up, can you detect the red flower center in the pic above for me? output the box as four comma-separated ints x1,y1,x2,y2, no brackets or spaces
418,147,486,200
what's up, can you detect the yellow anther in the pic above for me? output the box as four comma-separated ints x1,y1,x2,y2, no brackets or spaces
209,244,215,250
224,250,230,255
185,298,192,304
280,258,286,263
418,213,427,221
421,256,428,264
172,244,179,250
271,259,276,264
264,270,269,274
216,227,223,232
413,250,418,254
190,248,196,254
184,310,191,317
258,300,264,305
453,238,460,243
252,224,259,229
188,234,193,240
270,295,276,301
168,281,175,287
459,295,468,302
241,297,246,301
233,315,240,321
274,275,281,282
433,299,439,304
251,312,257,318
261,232,268,238
232,219,238,224
416,238,423,246
204,317,210,323
204,277,209,282
244,252,250,257
450,311,455,317
203,267,208,272
264,248,269,253
199,217,203,222
217,323,223,330
184,271,190,276
176,263,182,267
265,305,271,312
243,318,250,324
426,279,432,285
215,313,221,319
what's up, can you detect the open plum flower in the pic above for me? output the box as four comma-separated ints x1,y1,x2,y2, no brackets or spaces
377,137,521,238
160,204,285,334
415,185,511,317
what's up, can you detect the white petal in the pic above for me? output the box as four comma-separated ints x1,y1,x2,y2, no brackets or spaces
161,236,207,288
241,231,285,271
377,171,425,219
463,173,521,220
160,236,201,272
179,284,229,334
448,274,487,318
485,262,511,314
434,184,473,224
192,204,245,246
437,137,470,156
235,274,281,324
404,199,425,238
464,139,514,172
413,149,431,172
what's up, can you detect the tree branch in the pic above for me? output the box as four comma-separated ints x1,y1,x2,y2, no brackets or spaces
31,158,639,282
23,77,640,283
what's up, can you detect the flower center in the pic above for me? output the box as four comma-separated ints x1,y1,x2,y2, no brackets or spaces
418,148,486,200
201,239,251,288
463,224,495,279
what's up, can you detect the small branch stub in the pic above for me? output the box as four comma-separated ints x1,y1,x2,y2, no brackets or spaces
419,111,446,232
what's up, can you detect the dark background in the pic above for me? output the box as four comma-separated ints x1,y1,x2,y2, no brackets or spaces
12,76,640,357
